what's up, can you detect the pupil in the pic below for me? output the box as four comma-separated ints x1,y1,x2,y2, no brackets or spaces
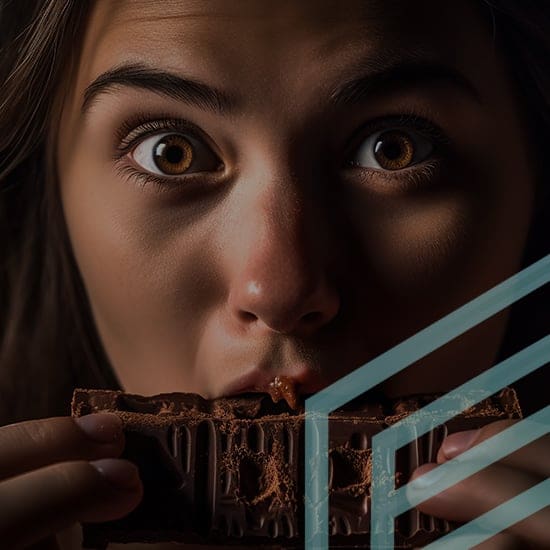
165,145,183,164
379,139,402,160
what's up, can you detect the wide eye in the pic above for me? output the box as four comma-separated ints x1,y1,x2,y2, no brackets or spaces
132,132,221,176
350,129,434,171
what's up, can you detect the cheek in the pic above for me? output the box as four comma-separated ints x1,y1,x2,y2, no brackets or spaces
346,155,532,306
361,193,473,291
58,153,222,364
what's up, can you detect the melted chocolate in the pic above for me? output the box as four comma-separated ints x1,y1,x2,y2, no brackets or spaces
267,375,299,410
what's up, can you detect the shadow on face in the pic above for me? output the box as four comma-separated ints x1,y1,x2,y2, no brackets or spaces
56,0,535,399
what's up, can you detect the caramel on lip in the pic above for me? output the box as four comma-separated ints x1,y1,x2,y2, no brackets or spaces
267,375,299,410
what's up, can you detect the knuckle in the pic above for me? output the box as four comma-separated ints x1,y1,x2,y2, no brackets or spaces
19,420,55,447
12,418,68,448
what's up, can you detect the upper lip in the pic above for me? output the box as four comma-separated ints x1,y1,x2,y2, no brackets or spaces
219,361,325,398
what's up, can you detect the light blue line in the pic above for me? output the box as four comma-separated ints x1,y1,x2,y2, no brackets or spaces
376,336,550,450
304,253,550,550
304,412,329,548
371,442,398,549
397,407,549,516
306,253,550,414
370,338,549,546
423,479,550,550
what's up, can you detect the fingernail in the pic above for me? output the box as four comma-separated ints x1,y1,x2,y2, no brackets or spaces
408,466,445,491
442,429,479,459
75,413,123,444
91,458,141,490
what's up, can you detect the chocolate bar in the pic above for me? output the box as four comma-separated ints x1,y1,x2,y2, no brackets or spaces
71,388,522,549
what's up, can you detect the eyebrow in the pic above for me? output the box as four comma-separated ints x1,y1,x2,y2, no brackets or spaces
81,58,481,118
81,63,238,116
329,60,482,107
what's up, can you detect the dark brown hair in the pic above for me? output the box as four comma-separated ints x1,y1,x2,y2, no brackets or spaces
0,1,548,425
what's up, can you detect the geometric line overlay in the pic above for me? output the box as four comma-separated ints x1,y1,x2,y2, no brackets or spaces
305,253,550,549
403,406,549,513
371,341,549,548
423,478,550,550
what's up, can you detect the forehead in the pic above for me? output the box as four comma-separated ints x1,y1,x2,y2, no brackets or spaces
90,0,397,47
79,0,489,104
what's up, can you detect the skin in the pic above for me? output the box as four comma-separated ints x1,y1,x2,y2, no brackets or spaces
58,0,535,399
0,0,548,548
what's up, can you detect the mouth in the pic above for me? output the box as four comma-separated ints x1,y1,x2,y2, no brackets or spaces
221,371,267,396
219,363,325,409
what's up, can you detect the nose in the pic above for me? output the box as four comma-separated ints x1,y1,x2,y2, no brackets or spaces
226,183,340,338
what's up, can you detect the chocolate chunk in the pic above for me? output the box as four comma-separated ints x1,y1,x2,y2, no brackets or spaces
267,375,300,410
71,388,521,549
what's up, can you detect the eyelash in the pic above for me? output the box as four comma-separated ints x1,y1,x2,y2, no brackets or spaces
112,112,217,191
112,111,451,192
343,112,451,188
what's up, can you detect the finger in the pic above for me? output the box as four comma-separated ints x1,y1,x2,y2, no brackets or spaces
473,531,524,550
437,419,550,478
431,531,522,550
409,462,549,547
0,414,124,480
0,458,142,549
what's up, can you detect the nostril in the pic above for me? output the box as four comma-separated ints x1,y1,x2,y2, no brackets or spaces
302,311,322,325
239,311,257,323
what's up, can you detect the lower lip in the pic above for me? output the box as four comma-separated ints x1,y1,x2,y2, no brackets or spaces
221,363,325,397
231,386,263,394
221,373,263,396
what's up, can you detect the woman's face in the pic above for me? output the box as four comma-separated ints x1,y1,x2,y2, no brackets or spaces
57,0,535,399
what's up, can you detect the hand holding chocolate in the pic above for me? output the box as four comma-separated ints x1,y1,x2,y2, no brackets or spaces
71,386,522,549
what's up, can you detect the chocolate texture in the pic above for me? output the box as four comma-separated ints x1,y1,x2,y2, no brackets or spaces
71,388,522,549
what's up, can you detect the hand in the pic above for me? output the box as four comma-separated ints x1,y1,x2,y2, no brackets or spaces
0,414,143,549
410,419,550,549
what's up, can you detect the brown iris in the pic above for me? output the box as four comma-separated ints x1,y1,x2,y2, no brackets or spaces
373,130,415,170
153,135,193,175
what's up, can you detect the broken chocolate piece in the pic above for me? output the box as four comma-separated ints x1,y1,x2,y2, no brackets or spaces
71,387,522,549
267,375,299,410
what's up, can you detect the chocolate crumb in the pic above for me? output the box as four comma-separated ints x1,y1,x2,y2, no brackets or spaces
268,375,299,410
72,387,523,548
